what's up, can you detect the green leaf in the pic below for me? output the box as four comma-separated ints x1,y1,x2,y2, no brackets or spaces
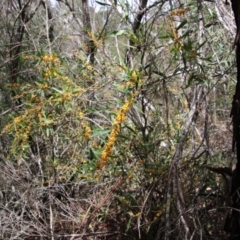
116,30,128,36
129,34,138,44
91,128,110,137
89,148,103,160
46,127,50,137
108,30,128,37
179,30,190,40
95,1,111,6
125,125,137,134
52,87,63,93
117,134,131,140
158,34,170,39
197,40,207,50
126,218,132,232
176,20,187,30
152,70,166,77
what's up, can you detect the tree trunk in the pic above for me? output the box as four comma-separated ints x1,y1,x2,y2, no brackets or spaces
230,0,240,238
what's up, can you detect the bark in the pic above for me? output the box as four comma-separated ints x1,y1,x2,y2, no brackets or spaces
8,0,42,105
82,0,95,65
230,0,240,238
41,0,55,44
125,0,148,67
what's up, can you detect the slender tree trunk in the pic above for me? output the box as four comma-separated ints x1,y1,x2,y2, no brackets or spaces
230,0,240,238
125,0,148,67
42,1,55,44
82,0,95,65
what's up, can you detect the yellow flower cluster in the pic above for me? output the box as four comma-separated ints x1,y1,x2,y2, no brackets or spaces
118,71,141,89
98,95,134,169
10,118,32,152
131,71,138,81
3,105,43,134
59,76,84,95
11,83,20,88
13,116,22,124
79,111,92,140
86,65,93,72
118,82,134,90
30,94,41,103
168,8,189,51
117,66,124,72
41,54,58,63
43,69,58,78
154,211,163,221
168,19,183,51
38,84,48,91
79,111,84,118
169,20,178,40
81,121,92,140
23,55,35,60
60,92,72,102
169,8,189,17
88,31,104,48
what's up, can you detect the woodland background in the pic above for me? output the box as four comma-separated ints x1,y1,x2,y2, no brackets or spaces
0,0,237,239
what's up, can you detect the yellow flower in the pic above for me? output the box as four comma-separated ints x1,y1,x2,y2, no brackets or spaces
101,150,108,160
81,121,92,140
98,96,134,169
126,81,135,87
40,84,49,90
12,83,20,88
127,173,132,179
79,111,84,118
175,122,181,130
114,113,126,124
131,71,138,82
135,212,141,217
41,55,49,62
86,65,93,71
14,116,22,124
122,101,132,112
53,71,58,77
3,123,12,133
170,145,175,151
62,92,71,101
81,158,87,163
44,69,52,78
156,211,162,217
41,54,58,63
170,8,189,17
49,55,55,62
118,66,124,72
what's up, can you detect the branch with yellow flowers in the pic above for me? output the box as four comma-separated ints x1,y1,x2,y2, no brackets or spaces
98,70,141,169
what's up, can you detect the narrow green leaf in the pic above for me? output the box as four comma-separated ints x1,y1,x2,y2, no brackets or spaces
126,218,132,232
152,70,166,77
91,129,110,137
89,148,103,160
176,20,187,30
52,87,63,93
108,30,128,37
125,125,137,134
95,1,111,6
46,128,50,137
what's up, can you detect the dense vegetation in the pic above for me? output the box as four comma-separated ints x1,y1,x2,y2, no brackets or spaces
0,0,237,239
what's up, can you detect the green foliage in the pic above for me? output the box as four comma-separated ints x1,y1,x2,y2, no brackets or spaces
0,0,236,239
